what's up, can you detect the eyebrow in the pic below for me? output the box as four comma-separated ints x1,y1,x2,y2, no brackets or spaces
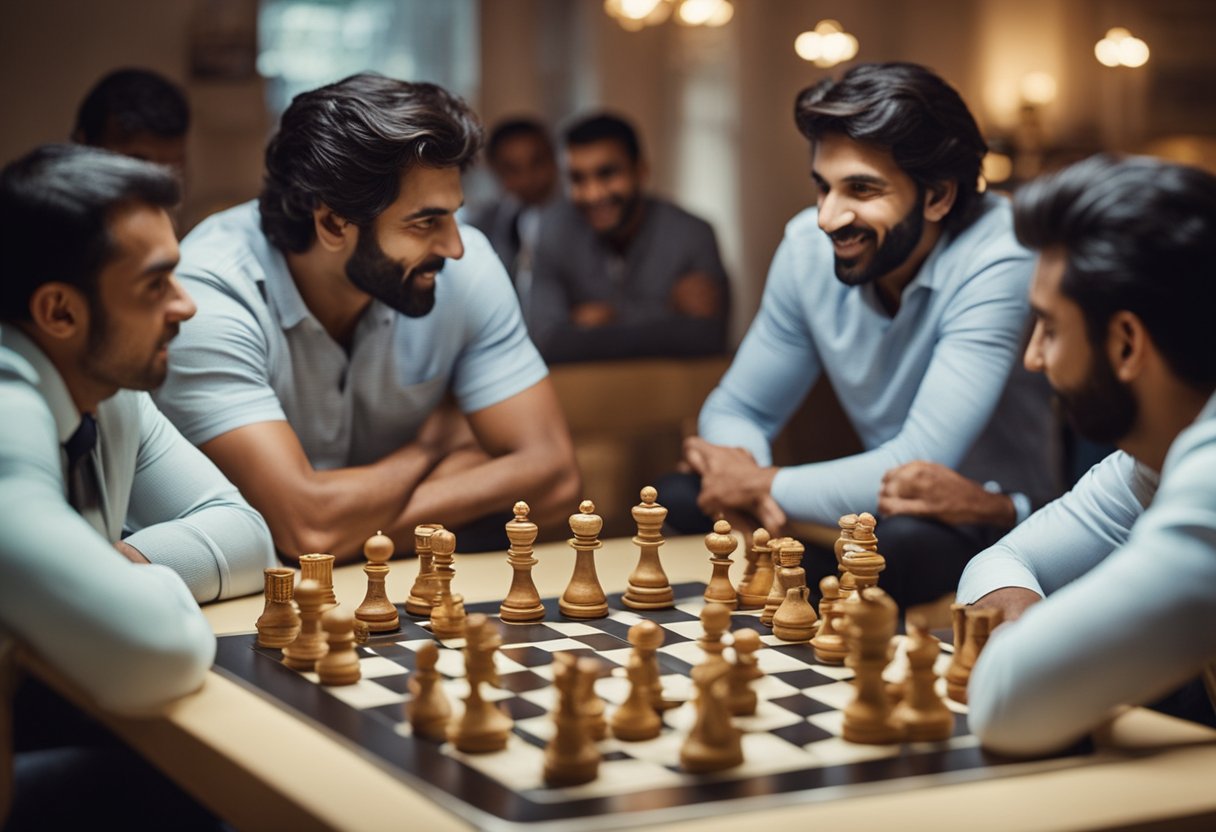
1029,302,1052,320
402,204,462,223
140,257,179,277
810,172,888,190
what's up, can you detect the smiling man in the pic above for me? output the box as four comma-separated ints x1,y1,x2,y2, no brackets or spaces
674,63,1056,609
526,112,731,363
152,74,579,562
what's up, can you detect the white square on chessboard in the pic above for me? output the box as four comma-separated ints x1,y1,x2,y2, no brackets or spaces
674,600,705,617
320,678,408,710
358,656,408,679
513,714,553,743
594,646,633,669
518,686,558,712
659,640,706,666
525,637,599,654
663,620,708,641
735,698,805,732
752,675,800,700
608,609,644,625
544,621,607,637
440,678,514,703
804,735,901,764
600,728,683,768
806,662,853,681
731,732,820,779
596,675,631,705
447,736,546,792
754,647,821,674
803,679,855,711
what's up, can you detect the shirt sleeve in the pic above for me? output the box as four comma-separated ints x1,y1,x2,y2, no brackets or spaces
966,434,1216,755
122,394,276,603
698,232,823,465
0,378,216,716
153,275,287,446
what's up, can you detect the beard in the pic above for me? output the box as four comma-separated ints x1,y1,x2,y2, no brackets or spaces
579,189,643,238
830,203,925,287
345,228,442,318
1055,348,1138,445
82,299,175,391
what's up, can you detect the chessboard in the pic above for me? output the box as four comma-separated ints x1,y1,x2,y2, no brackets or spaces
213,582,1096,831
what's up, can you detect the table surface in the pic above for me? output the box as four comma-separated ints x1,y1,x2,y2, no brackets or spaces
35,534,1216,831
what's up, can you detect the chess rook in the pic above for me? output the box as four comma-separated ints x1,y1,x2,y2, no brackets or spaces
256,567,300,648
559,500,608,619
703,519,738,609
500,501,545,622
736,528,773,609
946,605,1001,704
298,552,337,609
623,486,674,610
355,531,400,633
406,523,443,617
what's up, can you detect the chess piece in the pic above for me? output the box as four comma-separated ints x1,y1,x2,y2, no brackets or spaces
841,587,903,744
355,531,400,633
760,537,789,627
628,620,677,712
892,621,954,742
737,528,773,609
282,579,328,671
429,529,466,638
728,629,764,716
316,606,362,685
841,513,885,595
945,603,969,703
609,652,662,741
623,486,675,610
407,641,452,741
834,515,859,600
698,603,732,673
299,552,337,609
256,567,300,648
679,661,743,773
544,653,600,786
450,614,513,753
405,523,443,616
500,502,545,622
947,606,1001,704
810,575,848,664
772,539,817,642
559,500,608,619
577,657,608,741
703,519,739,609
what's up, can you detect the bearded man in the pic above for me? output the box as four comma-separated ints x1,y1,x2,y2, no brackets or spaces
153,74,579,561
670,63,1057,608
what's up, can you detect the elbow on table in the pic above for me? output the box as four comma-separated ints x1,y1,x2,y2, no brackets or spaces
92,628,215,716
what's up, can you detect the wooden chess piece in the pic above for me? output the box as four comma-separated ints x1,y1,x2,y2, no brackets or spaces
892,621,954,742
728,629,764,716
679,661,743,773
256,567,300,648
559,500,608,619
841,587,903,744
772,539,817,642
841,513,885,595
316,606,362,685
629,620,677,712
609,653,663,741
407,641,451,741
703,519,738,609
299,552,337,609
737,528,773,609
623,486,675,610
450,614,513,753
405,523,443,616
947,606,1001,704
761,537,789,627
429,529,466,639
698,603,732,673
544,653,600,786
500,501,545,622
355,531,400,633
945,603,969,703
810,575,848,664
282,579,329,671
834,514,859,599
577,657,608,741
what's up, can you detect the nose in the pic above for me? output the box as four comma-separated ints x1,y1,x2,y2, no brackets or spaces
435,218,464,261
574,177,608,205
167,274,197,322
1023,322,1044,373
817,191,856,234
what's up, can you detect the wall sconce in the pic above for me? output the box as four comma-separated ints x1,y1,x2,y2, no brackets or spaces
603,0,733,31
1094,27,1149,68
794,20,859,68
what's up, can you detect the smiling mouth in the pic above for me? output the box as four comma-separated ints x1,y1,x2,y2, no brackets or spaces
829,229,873,258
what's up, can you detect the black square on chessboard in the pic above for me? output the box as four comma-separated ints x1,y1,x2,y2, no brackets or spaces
767,692,839,719
498,670,551,695
499,697,548,721
501,645,563,668
368,674,412,695
771,667,844,690
571,633,630,651
771,720,835,747
364,642,415,667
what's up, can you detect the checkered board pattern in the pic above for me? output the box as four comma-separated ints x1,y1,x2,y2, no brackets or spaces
213,583,1095,830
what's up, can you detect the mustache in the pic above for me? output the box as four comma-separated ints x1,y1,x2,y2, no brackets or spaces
828,224,876,243
407,257,446,280
160,325,181,347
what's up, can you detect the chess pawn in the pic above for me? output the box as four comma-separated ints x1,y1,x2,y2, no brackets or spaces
703,519,738,609
299,552,337,609
623,486,675,610
405,523,443,617
892,622,954,742
947,606,1000,705
256,567,300,648
629,620,678,712
609,653,662,741
316,607,362,685
355,531,400,633
698,603,733,671
834,514,860,599
760,537,789,627
945,603,970,703
811,575,849,664
577,657,608,741
841,587,903,744
451,614,513,753
679,661,744,773
429,529,466,639
737,528,773,609
282,579,329,671
544,654,600,786
500,502,545,622
407,641,452,741
728,629,764,716
559,500,608,619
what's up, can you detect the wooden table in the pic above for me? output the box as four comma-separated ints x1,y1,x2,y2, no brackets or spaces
30,535,1216,831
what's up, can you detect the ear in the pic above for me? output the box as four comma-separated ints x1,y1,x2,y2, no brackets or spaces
27,282,89,342
312,204,356,253
1105,310,1149,382
923,180,958,223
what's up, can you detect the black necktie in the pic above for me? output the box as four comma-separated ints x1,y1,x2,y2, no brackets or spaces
64,413,99,511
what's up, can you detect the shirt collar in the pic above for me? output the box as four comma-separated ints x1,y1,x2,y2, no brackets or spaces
0,326,84,445
259,243,314,331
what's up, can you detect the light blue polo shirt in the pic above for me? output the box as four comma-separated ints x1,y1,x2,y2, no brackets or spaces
154,201,548,470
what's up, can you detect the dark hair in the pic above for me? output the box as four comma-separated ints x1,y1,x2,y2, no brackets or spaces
259,73,483,254
486,117,553,163
795,62,987,233
0,144,180,321
73,68,190,144
1015,154,1216,389
563,112,642,163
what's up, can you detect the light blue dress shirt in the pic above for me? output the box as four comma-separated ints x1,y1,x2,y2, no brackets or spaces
154,202,549,470
699,193,1055,523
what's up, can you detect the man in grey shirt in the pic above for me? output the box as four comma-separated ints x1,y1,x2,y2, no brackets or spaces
527,112,730,363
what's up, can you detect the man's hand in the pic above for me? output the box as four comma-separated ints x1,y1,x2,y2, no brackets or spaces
971,586,1042,631
571,301,616,328
113,540,150,564
683,436,780,526
668,271,723,319
879,461,1016,527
